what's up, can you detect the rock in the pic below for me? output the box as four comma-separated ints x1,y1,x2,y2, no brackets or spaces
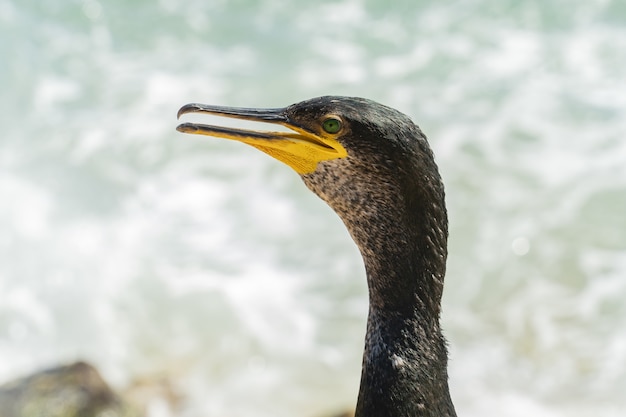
0,361,141,417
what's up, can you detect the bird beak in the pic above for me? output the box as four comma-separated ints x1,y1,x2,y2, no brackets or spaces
176,103,347,174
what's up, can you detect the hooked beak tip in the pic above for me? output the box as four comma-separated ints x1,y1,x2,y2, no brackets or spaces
177,104,195,120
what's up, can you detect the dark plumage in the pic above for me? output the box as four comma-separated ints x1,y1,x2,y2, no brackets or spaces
177,96,456,417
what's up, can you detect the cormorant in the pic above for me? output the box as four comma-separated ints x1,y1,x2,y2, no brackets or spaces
176,96,456,417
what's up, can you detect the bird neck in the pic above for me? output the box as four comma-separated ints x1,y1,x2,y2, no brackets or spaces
302,146,455,416
344,181,455,417
355,305,455,417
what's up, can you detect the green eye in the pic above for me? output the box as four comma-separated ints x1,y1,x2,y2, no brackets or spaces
322,117,342,134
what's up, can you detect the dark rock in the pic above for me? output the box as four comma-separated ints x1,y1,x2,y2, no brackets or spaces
0,361,141,417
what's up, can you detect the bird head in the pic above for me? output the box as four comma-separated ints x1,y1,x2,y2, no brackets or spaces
177,96,437,217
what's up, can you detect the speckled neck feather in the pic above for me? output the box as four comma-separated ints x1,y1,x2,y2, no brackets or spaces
301,98,456,417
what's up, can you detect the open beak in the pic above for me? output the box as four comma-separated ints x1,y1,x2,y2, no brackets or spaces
176,103,347,174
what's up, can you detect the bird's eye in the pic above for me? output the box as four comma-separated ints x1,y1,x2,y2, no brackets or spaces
322,117,342,134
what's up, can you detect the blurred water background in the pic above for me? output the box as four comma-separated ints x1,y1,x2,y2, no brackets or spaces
1,0,626,416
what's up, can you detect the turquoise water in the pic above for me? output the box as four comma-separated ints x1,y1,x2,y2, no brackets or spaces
1,0,626,416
